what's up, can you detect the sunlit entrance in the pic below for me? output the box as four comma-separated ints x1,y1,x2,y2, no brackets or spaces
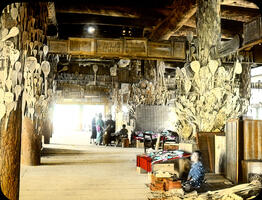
51,104,105,145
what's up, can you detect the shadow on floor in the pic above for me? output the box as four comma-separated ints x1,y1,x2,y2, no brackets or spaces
41,159,128,166
41,147,87,155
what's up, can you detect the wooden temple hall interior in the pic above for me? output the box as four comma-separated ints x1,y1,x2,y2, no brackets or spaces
1,0,262,199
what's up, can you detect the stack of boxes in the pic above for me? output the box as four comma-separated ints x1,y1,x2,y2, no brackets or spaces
149,163,182,191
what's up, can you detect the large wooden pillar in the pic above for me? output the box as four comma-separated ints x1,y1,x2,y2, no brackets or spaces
0,102,22,200
196,0,221,65
21,117,41,166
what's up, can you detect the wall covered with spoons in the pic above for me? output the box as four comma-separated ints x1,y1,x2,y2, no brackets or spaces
0,2,57,198
0,2,55,132
172,58,250,139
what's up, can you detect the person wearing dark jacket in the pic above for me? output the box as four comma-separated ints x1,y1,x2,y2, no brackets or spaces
115,124,128,146
103,114,115,146
90,114,97,144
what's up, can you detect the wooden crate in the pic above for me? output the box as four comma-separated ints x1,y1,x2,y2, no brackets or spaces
164,143,179,151
196,132,225,173
153,163,176,174
178,143,198,153
121,138,129,148
215,135,226,174
242,160,262,183
243,119,262,160
136,140,144,148
225,119,244,184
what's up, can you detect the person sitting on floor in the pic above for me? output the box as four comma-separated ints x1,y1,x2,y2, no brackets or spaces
183,150,205,192
115,124,128,147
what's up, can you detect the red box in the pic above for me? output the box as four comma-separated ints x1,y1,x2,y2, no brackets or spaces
136,155,152,172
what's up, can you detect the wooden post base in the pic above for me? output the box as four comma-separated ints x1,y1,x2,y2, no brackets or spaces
21,117,41,166
0,103,22,200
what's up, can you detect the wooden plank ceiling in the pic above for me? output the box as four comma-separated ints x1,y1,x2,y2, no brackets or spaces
52,0,260,40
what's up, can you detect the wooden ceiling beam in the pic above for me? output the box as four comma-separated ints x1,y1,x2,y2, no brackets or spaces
56,13,156,28
55,4,169,20
221,5,260,22
183,16,243,39
221,0,258,9
173,25,236,39
57,24,144,39
149,0,197,41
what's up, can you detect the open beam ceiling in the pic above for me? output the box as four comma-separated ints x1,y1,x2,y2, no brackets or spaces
53,0,261,43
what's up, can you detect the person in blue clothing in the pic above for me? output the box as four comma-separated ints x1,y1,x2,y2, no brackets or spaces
96,113,104,145
183,150,205,192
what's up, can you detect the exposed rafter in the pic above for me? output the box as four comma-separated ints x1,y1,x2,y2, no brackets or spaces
221,0,259,9
149,0,197,41
221,5,260,22
183,17,243,39
172,25,236,39
55,3,169,20
56,13,156,28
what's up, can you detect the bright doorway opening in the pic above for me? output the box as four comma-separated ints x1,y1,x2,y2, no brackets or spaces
51,104,105,145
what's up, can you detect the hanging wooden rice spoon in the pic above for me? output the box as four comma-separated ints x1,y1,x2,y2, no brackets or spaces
4,92,14,103
22,31,28,45
33,40,38,49
15,61,21,72
35,63,40,73
1,27,19,42
39,50,43,63
5,102,16,129
19,6,24,25
23,7,27,31
190,60,200,74
0,70,7,87
176,67,183,78
31,17,35,29
234,60,242,74
0,103,6,122
208,60,219,75
208,60,219,88
12,70,17,87
10,49,20,68
33,49,37,57
93,64,98,85
43,45,48,60
14,85,21,102
0,89,4,105
15,3,20,9
25,56,37,75
6,79,12,91
41,61,50,96
17,72,22,84
1,28,8,39
29,41,34,55
11,5,18,21
184,79,191,94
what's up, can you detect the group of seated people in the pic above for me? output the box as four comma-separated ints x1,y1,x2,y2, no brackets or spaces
91,113,129,146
